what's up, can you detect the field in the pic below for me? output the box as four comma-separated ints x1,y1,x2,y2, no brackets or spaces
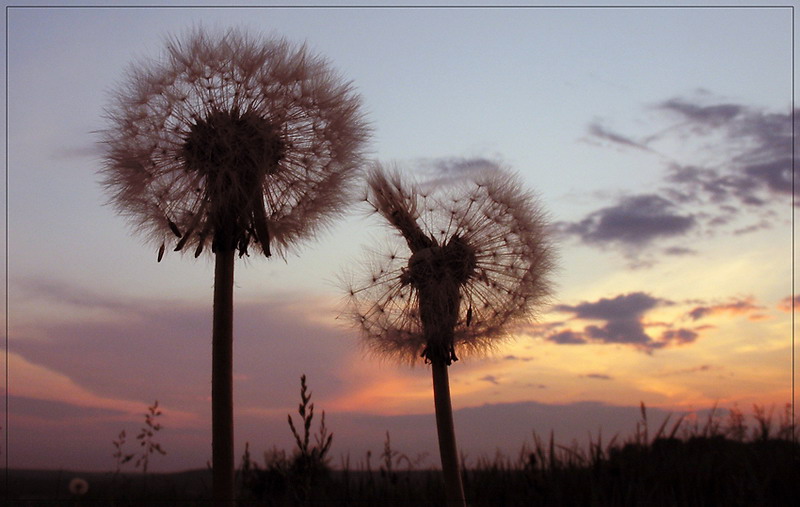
3,403,798,506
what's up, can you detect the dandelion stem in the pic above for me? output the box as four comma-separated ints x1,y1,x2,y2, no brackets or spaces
212,247,235,507
431,360,466,507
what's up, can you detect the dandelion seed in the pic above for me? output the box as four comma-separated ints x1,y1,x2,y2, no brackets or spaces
174,233,190,252
168,219,182,238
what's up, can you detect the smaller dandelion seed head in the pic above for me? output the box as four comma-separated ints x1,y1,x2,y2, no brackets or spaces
342,162,555,365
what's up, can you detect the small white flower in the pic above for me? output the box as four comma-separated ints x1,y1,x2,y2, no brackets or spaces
68,477,89,496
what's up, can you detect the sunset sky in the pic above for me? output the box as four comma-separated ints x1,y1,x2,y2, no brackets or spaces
3,1,796,472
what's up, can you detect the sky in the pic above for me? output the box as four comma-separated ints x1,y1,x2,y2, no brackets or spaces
2,1,796,473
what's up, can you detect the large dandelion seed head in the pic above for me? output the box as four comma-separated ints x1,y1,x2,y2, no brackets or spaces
100,27,370,259
345,163,554,365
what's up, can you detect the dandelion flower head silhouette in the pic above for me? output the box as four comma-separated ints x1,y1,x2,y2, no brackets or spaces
345,163,555,365
100,27,370,261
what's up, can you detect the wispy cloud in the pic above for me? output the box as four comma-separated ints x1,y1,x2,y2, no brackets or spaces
9,394,126,422
12,276,139,314
562,94,794,267
657,96,794,207
587,122,653,153
413,156,502,188
502,354,533,362
777,295,798,313
662,246,697,256
51,143,104,160
687,296,764,321
658,328,698,345
659,364,715,377
10,277,356,416
658,99,744,128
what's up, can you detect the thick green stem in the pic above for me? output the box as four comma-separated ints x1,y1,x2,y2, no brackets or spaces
212,248,235,507
431,360,467,507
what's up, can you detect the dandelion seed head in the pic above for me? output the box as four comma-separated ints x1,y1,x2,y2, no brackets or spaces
100,27,370,260
69,477,89,496
344,162,555,365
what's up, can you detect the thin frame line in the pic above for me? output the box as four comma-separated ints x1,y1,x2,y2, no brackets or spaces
4,5,9,496
792,4,796,443
0,2,795,478
1,4,797,9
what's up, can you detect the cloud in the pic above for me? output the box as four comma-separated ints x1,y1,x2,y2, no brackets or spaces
658,97,795,205
551,292,659,345
777,295,798,312
733,220,771,235
555,292,666,321
658,99,744,128
546,292,705,353
2,349,152,420
663,246,697,256
10,277,356,417
659,364,715,377
51,143,104,160
659,328,698,345
687,297,764,321
744,159,793,195
533,289,781,354
585,320,651,345
665,163,775,208
543,291,780,353
567,94,794,264
13,276,137,314
558,194,696,249
9,394,126,422
548,329,587,345
584,373,613,380
414,156,502,188
479,375,500,385
587,122,653,152
502,354,533,362
664,165,739,204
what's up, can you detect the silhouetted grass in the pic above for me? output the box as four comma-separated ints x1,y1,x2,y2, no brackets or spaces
3,402,797,506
